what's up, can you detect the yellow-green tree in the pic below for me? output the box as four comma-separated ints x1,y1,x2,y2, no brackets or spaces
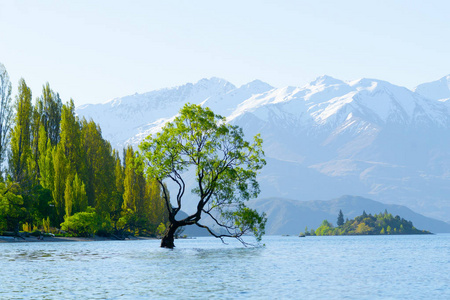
81,119,115,226
40,83,62,146
0,181,26,233
72,173,88,214
64,174,74,218
60,100,84,178
38,127,54,190
30,83,62,182
9,79,33,186
52,143,68,224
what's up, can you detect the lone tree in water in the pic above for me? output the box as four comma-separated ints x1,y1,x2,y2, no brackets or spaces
139,104,267,248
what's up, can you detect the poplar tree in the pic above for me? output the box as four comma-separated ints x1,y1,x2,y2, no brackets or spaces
121,146,151,233
60,100,83,176
147,179,168,230
38,133,54,190
30,99,43,180
111,151,124,225
0,63,14,177
64,174,74,218
122,146,139,213
52,143,68,223
71,173,87,214
9,79,33,186
81,119,115,220
41,83,62,146
30,83,61,180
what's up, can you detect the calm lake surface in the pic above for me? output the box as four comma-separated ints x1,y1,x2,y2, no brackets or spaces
1,234,449,299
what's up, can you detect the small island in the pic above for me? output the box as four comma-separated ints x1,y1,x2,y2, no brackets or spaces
301,210,431,236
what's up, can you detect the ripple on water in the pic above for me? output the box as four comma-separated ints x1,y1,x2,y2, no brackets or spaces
0,235,449,299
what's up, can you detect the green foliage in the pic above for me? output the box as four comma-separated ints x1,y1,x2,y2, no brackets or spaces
156,222,166,236
81,119,115,215
222,205,266,242
0,63,14,176
42,216,50,233
60,206,100,236
52,143,68,223
39,83,62,146
0,181,26,232
315,219,334,236
140,103,266,246
38,135,54,190
9,78,33,186
0,78,193,239
337,209,344,226
310,210,431,236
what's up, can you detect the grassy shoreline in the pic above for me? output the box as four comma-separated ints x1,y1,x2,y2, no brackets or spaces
0,235,157,243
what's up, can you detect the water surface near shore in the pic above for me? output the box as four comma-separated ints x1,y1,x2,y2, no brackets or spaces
1,234,449,299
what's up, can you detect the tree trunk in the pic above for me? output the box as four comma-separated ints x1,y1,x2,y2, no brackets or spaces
160,222,179,249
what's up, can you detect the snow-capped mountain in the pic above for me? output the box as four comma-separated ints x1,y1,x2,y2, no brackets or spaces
76,75,450,222
415,75,450,102
77,77,237,149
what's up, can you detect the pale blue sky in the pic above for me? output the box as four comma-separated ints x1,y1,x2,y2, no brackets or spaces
1,0,449,106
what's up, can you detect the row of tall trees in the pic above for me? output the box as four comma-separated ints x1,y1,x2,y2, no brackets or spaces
0,64,168,237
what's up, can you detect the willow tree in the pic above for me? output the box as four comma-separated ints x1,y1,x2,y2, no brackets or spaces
139,104,266,248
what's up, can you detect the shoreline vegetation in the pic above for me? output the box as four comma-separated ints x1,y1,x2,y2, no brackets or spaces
300,210,431,237
0,234,157,243
0,66,170,240
1,67,265,248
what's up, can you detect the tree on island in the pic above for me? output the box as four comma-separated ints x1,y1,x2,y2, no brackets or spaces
139,104,267,248
310,210,431,236
337,209,344,227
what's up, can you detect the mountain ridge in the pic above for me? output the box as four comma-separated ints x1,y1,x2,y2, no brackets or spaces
76,74,450,222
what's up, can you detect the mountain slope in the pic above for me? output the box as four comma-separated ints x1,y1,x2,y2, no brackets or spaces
77,77,236,148
76,74,450,222
415,75,450,102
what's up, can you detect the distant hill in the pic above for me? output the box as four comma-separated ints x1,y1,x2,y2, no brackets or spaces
175,210,211,237
247,195,450,235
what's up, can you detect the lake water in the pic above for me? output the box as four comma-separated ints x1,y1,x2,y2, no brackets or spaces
1,234,449,299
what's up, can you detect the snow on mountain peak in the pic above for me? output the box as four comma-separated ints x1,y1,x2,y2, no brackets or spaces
348,78,395,90
76,74,450,152
195,77,236,90
74,74,450,222
309,75,345,87
200,80,274,118
240,79,273,92
415,74,450,101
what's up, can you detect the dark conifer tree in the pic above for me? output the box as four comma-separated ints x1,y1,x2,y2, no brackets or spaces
337,209,344,226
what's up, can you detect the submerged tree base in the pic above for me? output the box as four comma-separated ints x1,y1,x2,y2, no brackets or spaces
160,223,179,248
160,236,175,248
